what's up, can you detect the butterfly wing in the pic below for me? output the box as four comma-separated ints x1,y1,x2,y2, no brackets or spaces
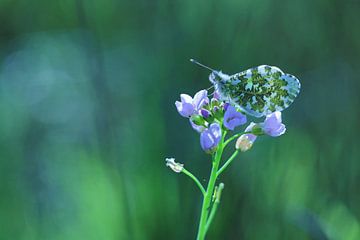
222,65,300,117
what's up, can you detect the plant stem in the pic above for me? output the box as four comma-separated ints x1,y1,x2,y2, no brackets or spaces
196,132,226,240
182,168,206,196
224,131,251,147
216,150,239,178
205,183,224,233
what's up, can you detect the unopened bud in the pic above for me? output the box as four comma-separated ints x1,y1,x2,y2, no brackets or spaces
190,114,205,126
251,124,263,135
235,135,254,152
165,158,184,173
200,109,211,118
223,102,230,111
211,98,220,107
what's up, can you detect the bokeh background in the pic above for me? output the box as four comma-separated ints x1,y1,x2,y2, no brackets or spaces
0,0,359,239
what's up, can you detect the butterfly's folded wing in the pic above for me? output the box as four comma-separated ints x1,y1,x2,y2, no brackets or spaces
225,65,301,117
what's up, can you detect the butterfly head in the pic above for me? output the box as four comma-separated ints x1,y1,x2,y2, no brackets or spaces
190,59,230,84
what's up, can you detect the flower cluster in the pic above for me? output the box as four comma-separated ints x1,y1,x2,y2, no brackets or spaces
175,90,286,153
176,90,247,152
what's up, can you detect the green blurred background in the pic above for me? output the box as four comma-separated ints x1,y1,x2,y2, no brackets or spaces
0,0,359,239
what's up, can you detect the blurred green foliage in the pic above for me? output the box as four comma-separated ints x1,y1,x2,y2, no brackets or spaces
0,0,359,239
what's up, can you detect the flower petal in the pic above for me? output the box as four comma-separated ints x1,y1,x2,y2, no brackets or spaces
262,111,286,137
209,123,222,144
193,90,209,110
180,94,193,104
175,101,195,117
223,105,247,130
200,129,215,151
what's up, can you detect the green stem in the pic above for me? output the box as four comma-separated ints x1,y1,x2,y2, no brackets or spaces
205,183,224,233
196,132,226,240
224,131,252,147
216,150,239,178
182,168,206,196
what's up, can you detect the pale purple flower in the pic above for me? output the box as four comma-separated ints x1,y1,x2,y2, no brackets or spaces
223,105,247,130
200,123,222,152
262,111,286,137
175,94,195,117
175,90,209,117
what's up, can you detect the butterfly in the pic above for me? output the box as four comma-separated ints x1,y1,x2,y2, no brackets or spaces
190,59,301,118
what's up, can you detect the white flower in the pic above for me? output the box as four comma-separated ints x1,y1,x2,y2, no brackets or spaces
235,134,254,152
165,158,184,173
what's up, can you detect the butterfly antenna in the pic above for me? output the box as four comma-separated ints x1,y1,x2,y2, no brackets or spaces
206,85,214,91
190,59,217,72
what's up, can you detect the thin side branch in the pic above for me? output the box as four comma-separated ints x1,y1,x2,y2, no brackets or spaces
216,150,239,178
182,168,206,196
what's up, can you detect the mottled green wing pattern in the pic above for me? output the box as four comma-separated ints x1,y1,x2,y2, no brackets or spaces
216,65,300,117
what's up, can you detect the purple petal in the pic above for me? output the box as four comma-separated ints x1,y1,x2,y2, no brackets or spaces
263,111,286,137
209,123,222,144
223,105,247,130
200,129,215,151
200,123,222,151
175,101,195,117
193,90,209,110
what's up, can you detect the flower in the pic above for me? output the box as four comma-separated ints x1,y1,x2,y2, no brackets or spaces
175,90,209,117
175,94,195,117
235,122,258,151
235,134,254,152
223,105,247,130
262,111,286,137
241,112,285,144
165,158,184,173
200,123,222,152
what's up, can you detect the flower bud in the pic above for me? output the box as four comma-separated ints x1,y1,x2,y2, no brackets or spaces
200,109,211,118
251,124,263,135
235,134,254,152
190,114,205,126
213,106,220,112
212,106,223,120
223,102,230,111
165,158,184,173
211,98,220,108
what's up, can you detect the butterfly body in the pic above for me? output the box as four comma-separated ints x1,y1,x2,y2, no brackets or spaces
209,65,301,117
